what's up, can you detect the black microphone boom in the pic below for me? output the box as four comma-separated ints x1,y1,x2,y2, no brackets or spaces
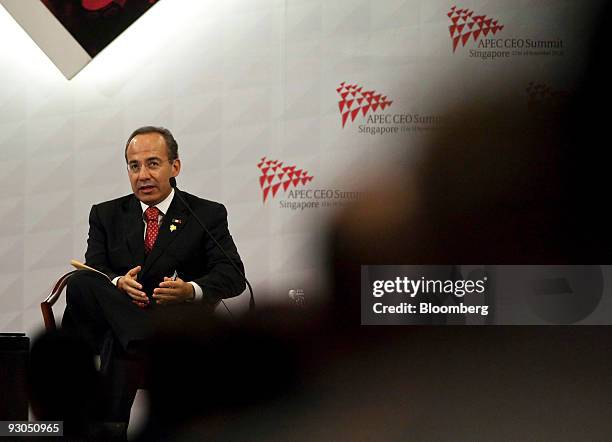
170,177,255,312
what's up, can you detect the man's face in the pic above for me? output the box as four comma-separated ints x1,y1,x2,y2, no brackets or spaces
126,132,181,206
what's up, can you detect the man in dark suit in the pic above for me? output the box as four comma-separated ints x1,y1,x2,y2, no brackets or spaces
62,126,245,422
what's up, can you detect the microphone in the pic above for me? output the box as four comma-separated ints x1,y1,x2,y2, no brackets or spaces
169,177,255,312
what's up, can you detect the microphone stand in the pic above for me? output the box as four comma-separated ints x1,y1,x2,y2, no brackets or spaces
170,177,255,313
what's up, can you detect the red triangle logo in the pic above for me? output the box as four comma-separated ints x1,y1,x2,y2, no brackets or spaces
337,82,393,127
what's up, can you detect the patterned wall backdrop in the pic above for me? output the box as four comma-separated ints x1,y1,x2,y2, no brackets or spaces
0,0,604,336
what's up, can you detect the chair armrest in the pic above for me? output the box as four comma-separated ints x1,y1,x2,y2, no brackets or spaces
41,270,79,331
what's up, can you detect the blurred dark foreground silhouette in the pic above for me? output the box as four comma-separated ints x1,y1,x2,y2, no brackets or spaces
28,304,612,441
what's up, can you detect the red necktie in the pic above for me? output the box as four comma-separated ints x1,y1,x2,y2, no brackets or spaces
144,206,161,254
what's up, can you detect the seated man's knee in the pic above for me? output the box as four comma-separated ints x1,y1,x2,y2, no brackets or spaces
66,272,98,305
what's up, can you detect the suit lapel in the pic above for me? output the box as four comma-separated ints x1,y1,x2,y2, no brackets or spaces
141,196,191,278
124,196,145,265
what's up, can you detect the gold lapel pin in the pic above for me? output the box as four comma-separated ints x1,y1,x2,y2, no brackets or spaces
170,224,177,232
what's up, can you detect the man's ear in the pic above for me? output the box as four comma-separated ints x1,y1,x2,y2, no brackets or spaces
172,158,181,177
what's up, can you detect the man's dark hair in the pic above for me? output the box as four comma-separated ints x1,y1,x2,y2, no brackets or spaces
124,126,179,161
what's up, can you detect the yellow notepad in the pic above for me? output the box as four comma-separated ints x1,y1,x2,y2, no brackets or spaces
70,259,111,280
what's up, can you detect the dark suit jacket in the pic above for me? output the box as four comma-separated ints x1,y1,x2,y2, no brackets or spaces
84,191,246,304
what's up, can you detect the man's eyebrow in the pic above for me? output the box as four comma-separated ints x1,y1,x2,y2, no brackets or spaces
128,156,163,163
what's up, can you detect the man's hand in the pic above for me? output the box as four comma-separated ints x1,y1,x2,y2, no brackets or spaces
153,277,195,305
117,265,149,308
